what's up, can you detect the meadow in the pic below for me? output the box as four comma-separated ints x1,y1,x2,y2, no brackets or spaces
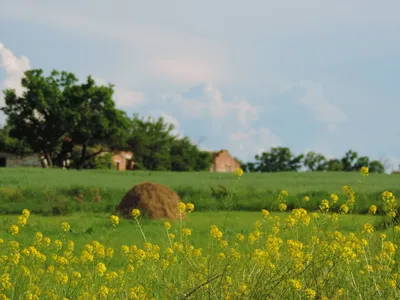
0,168,399,299
1,168,400,215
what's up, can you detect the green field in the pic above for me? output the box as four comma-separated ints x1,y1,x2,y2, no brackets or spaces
0,168,399,215
0,211,386,251
1,168,400,299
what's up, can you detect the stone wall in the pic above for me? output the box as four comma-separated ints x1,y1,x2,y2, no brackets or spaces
0,152,43,168
209,150,240,172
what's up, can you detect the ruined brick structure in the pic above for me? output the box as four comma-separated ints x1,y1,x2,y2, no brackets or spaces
111,151,134,171
209,149,240,172
0,152,44,168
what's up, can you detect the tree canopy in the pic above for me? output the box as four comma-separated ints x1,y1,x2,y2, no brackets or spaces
1,69,130,168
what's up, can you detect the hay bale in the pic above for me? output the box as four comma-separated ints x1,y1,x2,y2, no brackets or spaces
116,182,180,219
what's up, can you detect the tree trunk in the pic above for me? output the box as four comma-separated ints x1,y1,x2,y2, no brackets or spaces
44,152,53,168
78,143,87,170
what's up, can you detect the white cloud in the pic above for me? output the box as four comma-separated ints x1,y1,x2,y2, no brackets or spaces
229,127,281,160
93,77,145,109
0,3,228,87
159,112,184,138
149,59,221,85
162,83,259,126
113,90,145,108
299,80,347,127
282,80,347,131
0,42,31,125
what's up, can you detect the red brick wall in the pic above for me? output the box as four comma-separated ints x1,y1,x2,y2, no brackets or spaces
111,151,134,171
210,150,240,172
112,154,127,171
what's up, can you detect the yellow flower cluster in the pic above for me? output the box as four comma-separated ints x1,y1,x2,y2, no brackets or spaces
360,166,369,176
234,167,244,178
9,209,31,236
382,191,398,218
343,185,356,206
0,202,399,299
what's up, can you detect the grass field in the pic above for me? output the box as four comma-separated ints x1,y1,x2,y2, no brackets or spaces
1,168,400,215
0,211,386,252
0,168,399,298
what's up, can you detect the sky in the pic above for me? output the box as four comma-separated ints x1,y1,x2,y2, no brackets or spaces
0,0,400,171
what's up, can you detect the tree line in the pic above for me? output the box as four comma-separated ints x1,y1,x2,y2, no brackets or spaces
241,147,385,173
0,69,386,173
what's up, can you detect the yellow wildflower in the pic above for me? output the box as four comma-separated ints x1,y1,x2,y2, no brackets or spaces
9,225,19,236
131,209,140,218
186,203,195,213
234,167,244,177
279,203,287,212
360,166,369,176
368,205,377,215
61,222,70,233
109,215,119,227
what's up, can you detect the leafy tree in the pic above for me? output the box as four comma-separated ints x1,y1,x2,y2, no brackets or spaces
170,137,213,171
243,162,258,172
1,70,78,166
0,125,32,155
354,156,370,171
1,69,130,168
341,150,358,171
66,76,131,169
127,114,212,171
369,160,385,174
326,158,343,171
127,114,176,170
256,147,304,172
304,151,327,171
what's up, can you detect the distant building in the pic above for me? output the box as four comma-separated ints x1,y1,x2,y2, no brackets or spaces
111,151,135,171
0,152,45,168
209,149,241,172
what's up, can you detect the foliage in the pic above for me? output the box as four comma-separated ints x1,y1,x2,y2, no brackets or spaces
303,151,327,171
0,69,130,168
253,147,305,172
341,149,358,171
369,160,385,174
0,125,32,155
94,153,114,170
127,114,212,171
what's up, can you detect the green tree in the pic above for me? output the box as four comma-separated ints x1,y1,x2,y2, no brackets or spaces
0,125,32,155
341,150,358,171
127,114,176,170
326,158,343,171
170,137,213,171
369,160,385,174
243,162,258,172
354,156,370,171
256,147,304,172
304,151,327,171
1,69,130,168
66,76,131,169
1,69,78,166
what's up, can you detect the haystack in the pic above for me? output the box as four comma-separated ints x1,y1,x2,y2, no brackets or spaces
116,182,180,219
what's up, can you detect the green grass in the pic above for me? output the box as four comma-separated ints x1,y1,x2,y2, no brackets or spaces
0,211,387,253
0,168,399,215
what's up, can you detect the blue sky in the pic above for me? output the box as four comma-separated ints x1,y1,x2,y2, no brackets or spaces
1,0,400,170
